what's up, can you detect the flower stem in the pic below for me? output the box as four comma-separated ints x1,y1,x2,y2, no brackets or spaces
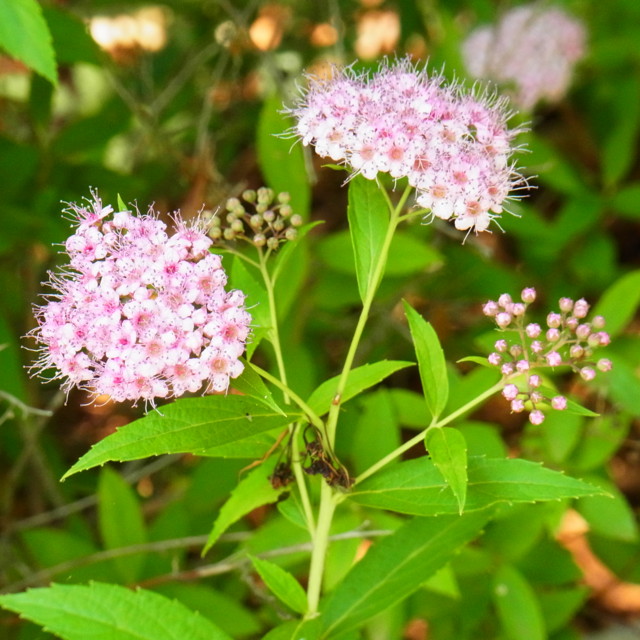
305,183,413,616
354,381,504,485
257,253,315,532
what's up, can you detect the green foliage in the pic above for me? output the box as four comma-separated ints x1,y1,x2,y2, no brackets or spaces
0,0,57,84
0,582,233,640
347,175,389,301
62,396,295,478
2,1,639,638
321,512,491,637
350,457,604,516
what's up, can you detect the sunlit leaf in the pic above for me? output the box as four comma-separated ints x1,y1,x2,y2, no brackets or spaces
62,396,296,479
321,511,491,637
350,457,604,516
307,360,414,416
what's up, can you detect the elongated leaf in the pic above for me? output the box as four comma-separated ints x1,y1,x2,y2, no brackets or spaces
493,564,545,640
347,175,389,301
201,431,277,459
307,360,414,416
263,618,323,640
257,94,310,218
249,555,308,614
98,467,147,582
403,302,449,419
321,511,491,637
62,396,296,479
425,427,468,513
0,582,232,640
0,0,57,84
349,457,603,516
233,362,286,416
204,465,285,554
593,270,640,338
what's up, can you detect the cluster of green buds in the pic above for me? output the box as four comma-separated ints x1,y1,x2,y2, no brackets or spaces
208,188,302,251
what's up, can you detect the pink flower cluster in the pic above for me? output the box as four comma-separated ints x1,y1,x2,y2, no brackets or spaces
483,288,611,424
288,58,525,233
463,6,586,111
29,192,251,404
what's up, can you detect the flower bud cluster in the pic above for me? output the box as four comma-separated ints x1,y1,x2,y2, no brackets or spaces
483,288,611,424
208,188,302,251
29,191,251,405
462,6,586,111
287,56,526,233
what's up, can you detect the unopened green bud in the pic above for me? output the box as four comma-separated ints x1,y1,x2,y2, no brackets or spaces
223,228,236,240
254,233,266,247
279,204,292,217
266,237,279,251
290,214,303,227
209,226,222,239
257,187,274,205
273,217,285,232
256,203,268,214
249,214,263,229
277,192,291,204
226,212,237,223
285,228,298,241
242,189,256,203
231,219,244,233
226,197,241,211
263,209,275,223
210,215,221,227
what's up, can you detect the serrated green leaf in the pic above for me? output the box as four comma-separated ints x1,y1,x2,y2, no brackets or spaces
593,270,640,338
347,175,389,301
62,396,296,479
426,427,468,513
98,467,147,583
321,511,491,637
232,362,286,416
230,257,270,334
204,464,285,554
307,360,414,416
200,431,277,459
0,0,57,84
0,582,232,640
249,555,308,614
350,457,603,516
257,94,310,218
403,302,449,419
493,564,545,640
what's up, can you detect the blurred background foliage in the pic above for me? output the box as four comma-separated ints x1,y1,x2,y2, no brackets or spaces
1,0,640,638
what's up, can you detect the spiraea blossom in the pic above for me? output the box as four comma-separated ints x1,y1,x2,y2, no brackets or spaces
463,6,586,111
483,288,611,424
29,192,251,404
287,57,526,233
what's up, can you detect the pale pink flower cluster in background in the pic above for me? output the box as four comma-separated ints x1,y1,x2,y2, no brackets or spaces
29,192,251,404
288,58,526,233
462,5,586,111
483,288,611,424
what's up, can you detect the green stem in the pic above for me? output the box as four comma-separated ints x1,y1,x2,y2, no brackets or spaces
305,482,337,616
305,183,413,617
354,381,504,485
256,253,315,532
325,184,413,446
248,362,325,432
